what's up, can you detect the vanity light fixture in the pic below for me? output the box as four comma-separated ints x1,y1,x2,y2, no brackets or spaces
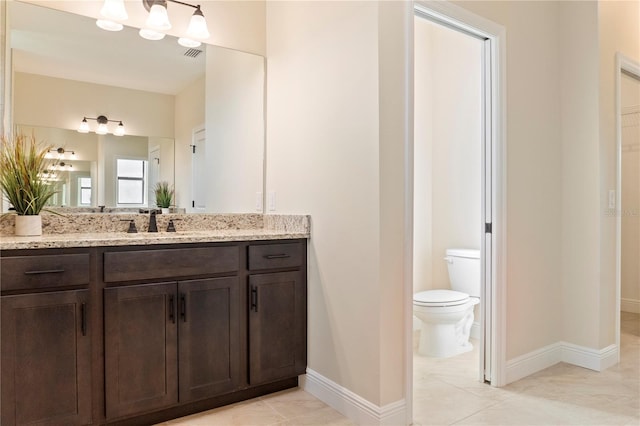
56,162,74,171
96,0,210,47
47,147,76,160
78,116,125,136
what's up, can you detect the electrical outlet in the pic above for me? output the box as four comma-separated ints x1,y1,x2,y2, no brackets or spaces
255,192,263,211
608,190,616,209
268,192,276,212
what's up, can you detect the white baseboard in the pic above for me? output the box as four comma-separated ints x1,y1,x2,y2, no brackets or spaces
561,342,618,371
621,298,640,313
506,341,619,384
300,369,407,425
505,342,563,384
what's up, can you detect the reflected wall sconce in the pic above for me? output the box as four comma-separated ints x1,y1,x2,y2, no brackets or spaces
47,147,76,160
78,115,125,136
96,0,210,48
56,162,74,171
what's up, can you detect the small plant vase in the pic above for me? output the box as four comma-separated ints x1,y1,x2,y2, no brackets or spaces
15,215,42,236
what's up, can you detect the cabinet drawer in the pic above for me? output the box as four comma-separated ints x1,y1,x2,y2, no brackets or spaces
248,242,303,271
104,246,239,283
1,254,90,291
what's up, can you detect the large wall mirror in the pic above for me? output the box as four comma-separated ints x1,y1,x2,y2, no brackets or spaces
8,0,265,212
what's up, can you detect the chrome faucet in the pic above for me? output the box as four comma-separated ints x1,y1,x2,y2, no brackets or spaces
148,210,158,232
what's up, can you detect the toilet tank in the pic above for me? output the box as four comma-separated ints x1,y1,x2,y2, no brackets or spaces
445,248,481,298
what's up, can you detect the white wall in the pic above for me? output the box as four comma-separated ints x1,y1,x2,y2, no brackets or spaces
414,17,482,294
205,45,264,213
148,136,175,198
15,123,99,163
266,0,381,404
558,0,601,350
455,0,565,359
13,72,175,138
266,0,410,410
174,76,205,210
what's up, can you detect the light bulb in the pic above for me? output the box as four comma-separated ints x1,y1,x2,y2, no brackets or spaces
139,28,165,41
100,0,128,21
78,118,90,133
96,123,108,135
178,37,201,48
114,122,125,136
146,3,171,31
185,7,210,40
96,19,123,31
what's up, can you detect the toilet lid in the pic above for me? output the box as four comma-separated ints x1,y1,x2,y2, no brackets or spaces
413,289,469,306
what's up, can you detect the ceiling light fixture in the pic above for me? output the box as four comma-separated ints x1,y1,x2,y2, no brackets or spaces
96,0,210,46
96,0,128,31
78,115,125,136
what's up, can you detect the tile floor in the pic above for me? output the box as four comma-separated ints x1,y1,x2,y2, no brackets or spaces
161,312,639,425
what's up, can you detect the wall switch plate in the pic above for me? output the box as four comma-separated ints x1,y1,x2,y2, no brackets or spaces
268,191,276,211
255,192,263,211
608,190,616,209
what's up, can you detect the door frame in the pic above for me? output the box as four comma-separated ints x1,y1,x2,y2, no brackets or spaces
407,2,506,422
615,52,640,357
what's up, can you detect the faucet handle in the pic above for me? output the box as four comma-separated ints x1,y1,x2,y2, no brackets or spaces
166,218,182,233
120,219,138,233
148,210,158,233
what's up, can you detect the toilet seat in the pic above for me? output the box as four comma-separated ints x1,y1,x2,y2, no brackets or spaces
413,289,469,307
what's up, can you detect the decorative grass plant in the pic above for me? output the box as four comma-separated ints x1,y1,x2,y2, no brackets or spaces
0,134,58,215
154,181,174,209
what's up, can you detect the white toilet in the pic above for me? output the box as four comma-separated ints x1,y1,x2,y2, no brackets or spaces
413,248,480,358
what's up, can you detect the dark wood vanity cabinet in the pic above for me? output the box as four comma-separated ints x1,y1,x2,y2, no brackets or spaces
0,239,306,425
247,242,307,385
104,277,240,419
104,282,179,419
248,271,306,385
0,252,92,426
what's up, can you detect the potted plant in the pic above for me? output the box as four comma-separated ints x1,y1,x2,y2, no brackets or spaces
154,181,174,214
0,134,59,236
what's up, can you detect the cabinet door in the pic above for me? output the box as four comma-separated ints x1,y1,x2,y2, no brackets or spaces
248,271,306,385
104,282,178,419
178,277,240,401
1,290,91,426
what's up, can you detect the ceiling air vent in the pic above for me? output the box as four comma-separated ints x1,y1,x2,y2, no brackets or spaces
184,48,203,58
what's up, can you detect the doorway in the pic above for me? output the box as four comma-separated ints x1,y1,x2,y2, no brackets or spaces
408,2,506,424
616,54,640,360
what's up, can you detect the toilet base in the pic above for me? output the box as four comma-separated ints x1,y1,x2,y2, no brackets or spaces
415,301,477,358
418,322,474,357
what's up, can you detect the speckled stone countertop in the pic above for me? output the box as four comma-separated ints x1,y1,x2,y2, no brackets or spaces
0,213,310,250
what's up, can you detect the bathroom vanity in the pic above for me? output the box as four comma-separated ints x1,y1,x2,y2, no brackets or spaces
0,214,309,425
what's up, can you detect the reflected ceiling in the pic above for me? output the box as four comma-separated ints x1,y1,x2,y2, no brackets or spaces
10,1,206,95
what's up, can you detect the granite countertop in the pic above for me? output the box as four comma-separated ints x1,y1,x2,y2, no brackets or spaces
0,214,310,250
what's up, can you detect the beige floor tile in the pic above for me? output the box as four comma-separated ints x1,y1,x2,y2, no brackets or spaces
165,399,284,426
261,388,331,420
276,406,357,426
413,379,502,425
454,393,635,426
413,312,640,426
